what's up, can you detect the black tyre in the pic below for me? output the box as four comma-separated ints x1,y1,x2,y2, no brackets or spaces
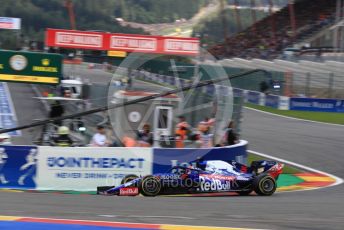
253,174,276,196
139,175,161,196
121,174,139,186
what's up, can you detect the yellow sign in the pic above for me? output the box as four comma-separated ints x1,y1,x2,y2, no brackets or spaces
42,59,50,66
0,74,59,83
32,66,58,72
107,50,127,57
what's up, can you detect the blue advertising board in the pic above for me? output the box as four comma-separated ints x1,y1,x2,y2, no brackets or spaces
233,88,244,98
0,145,37,189
152,142,247,173
265,94,279,108
206,84,215,95
290,98,344,112
247,91,260,104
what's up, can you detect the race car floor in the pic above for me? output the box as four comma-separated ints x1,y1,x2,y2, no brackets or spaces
0,215,262,230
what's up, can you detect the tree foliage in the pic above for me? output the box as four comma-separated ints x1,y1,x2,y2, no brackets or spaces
194,8,268,45
0,0,207,49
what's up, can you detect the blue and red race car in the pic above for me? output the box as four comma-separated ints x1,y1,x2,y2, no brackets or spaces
97,159,283,196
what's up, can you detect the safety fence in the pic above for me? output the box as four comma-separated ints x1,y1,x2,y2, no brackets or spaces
0,141,247,191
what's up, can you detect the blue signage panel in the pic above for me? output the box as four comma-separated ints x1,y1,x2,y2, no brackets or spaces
233,88,244,98
152,145,247,174
247,91,260,104
265,94,279,108
0,145,37,189
290,98,344,112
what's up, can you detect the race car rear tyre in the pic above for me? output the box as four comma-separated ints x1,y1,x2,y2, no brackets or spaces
139,175,161,196
121,174,139,186
253,174,276,196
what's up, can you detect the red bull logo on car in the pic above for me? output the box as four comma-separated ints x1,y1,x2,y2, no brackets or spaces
199,176,232,191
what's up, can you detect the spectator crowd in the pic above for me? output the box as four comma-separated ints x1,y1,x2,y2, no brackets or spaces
209,0,337,60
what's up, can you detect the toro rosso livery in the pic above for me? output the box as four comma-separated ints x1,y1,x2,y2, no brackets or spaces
97,159,283,196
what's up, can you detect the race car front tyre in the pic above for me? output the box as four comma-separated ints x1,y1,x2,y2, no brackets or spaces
121,174,139,186
253,174,277,196
139,175,161,196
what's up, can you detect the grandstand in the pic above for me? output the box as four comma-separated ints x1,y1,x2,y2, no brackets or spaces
210,0,339,60
206,0,344,99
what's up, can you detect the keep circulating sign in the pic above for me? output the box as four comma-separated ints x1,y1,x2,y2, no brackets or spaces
128,111,141,123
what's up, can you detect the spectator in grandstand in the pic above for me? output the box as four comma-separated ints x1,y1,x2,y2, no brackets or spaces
51,126,74,147
209,0,336,60
90,125,110,147
222,121,238,146
122,136,137,147
136,123,154,147
176,115,189,130
197,123,213,148
175,116,190,148
199,117,215,133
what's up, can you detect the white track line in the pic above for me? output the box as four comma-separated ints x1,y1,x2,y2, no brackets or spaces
248,150,344,192
244,107,344,127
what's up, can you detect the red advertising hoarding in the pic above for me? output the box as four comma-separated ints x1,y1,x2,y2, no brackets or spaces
45,28,199,56
45,29,105,50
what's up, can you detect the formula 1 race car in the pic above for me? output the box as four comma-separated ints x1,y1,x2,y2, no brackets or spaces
97,159,283,196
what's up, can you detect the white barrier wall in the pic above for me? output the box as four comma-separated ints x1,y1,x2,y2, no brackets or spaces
279,96,290,110
37,147,153,190
0,142,248,191
244,89,290,110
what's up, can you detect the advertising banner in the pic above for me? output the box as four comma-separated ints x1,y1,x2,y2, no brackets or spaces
110,34,157,52
0,145,37,189
0,17,21,30
37,147,153,190
45,28,199,56
246,91,261,104
290,98,344,112
265,94,279,108
152,140,248,173
233,88,244,98
0,50,62,84
163,38,199,55
46,29,105,50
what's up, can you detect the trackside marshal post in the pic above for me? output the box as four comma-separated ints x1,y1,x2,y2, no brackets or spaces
0,50,62,84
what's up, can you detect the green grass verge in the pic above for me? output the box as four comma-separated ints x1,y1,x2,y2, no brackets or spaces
245,103,344,125
247,152,304,174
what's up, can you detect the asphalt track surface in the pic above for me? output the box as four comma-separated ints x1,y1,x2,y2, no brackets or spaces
1,66,343,229
7,83,47,145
